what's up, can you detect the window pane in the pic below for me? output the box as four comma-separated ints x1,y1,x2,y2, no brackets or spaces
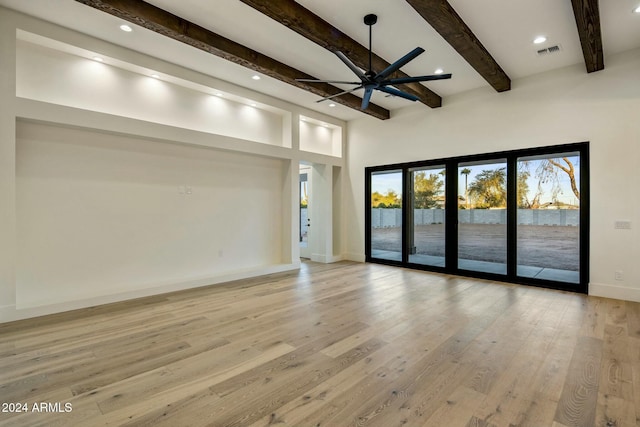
371,170,403,261
516,153,580,283
409,166,445,267
458,160,507,275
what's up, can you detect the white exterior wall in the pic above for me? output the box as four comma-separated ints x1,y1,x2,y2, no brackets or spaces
371,208,577,227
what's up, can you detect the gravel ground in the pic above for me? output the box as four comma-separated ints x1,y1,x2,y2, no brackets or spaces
372,224,579,271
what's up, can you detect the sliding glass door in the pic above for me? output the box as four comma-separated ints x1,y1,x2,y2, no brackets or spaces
369,170,403,262
365,143,588,293
409,166,446,267
516,152,581,283
457,160,507,275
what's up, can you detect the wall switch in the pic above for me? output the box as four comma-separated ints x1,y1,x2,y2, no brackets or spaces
186,186,192,195
614,220,631,229
614,270,623,281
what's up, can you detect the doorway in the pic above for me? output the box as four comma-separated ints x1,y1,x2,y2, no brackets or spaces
299,164,311,259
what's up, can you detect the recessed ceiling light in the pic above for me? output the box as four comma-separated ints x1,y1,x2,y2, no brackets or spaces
252,75,261,80
120,24,133,32
215,93,223,97
634,5,640,13
434,68,444,75
329,103,336,107
93,56,103,62
150,74,160,79
533,36,547,44
250,103,257,107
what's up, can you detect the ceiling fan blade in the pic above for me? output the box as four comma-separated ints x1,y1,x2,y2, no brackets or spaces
316,85,363,103
376,47,425,81
335,51,366,80
361,87,374,110
384,74,452,85
377,86,420,102
296,78,362,85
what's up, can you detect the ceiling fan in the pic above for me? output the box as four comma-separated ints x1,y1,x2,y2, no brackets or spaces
297,14,452,110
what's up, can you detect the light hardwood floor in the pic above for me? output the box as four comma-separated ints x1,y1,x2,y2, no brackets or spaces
1,261,639,426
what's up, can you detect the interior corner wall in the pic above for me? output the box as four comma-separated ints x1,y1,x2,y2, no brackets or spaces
16,121,284,309
345,48,640,302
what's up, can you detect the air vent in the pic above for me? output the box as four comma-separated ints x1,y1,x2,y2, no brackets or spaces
537,44,562,56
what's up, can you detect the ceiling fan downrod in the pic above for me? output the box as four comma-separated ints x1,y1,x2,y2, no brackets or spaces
364,14,377,74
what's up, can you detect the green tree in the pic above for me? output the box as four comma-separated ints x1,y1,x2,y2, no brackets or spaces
468,168,506,208
517,168,531,208
300,181,308,207
413,172,444,208
372,190,401,208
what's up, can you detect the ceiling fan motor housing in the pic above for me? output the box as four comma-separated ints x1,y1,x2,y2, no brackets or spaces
364,14,378,26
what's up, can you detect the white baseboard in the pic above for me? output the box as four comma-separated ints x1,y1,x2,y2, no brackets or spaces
344,252,366,263
0,263,300,323
589,282,640,302
310,254,344,263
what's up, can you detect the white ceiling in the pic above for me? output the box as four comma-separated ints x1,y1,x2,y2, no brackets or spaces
2,0,639,121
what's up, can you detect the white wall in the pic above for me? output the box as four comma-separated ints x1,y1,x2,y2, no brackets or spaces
16,121,284,308
0,11,17,316
0,6,346,321
345,48,640,301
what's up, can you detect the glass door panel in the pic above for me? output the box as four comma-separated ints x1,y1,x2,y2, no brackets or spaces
409,166,445,267
457,160,507,275
370,170,403,261
516,153,580,283
299,172,308,242
299,169,311,258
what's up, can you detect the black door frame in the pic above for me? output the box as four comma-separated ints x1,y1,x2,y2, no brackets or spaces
365,142,589,294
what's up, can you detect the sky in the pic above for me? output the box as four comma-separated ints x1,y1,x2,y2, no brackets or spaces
371,155,580,206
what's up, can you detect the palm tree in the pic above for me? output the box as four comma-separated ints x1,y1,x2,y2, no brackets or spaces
460,168,471,208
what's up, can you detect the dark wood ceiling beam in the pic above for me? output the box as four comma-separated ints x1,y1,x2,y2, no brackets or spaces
570,0,604,73
405,0,511,92
238,0,443,108
74,0,390,120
